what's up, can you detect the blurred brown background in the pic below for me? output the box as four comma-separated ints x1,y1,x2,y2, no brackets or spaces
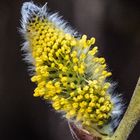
0,0,140,140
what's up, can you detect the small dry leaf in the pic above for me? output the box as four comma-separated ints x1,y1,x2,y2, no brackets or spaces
69,122,101,140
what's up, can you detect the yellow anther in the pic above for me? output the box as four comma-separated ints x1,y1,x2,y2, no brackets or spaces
70,82,76,89
42,72,49,77
53,43,58,49
36,57,43,65
73,97,78,102
80,53,86,60
90,114,95,119
58,64,63,69
83,113,90,119
102,71,108,75
96,109,100,115
99,97,105,103
83,121,90,126
65,104,72,110
89,88,94,93
86,107,92,113
106,106,111,112
77,87,82,93
73,65,78,71
85,94,90,99
89,80,98,87
33,92,40,97
70,92,75,97
64,55,69,60
63,82,68,87
77,95,83,100
100,90,106,96
60,98,66,105
81,35,87,41
94,68,100,74
51,63,55,68
52,101,61,110
38,81,46,87
103,83,111,90
31,75,41,82
93,84,99,90
87,37,95,46
79,108,85,113
97,114,103,119
83,85,89,91
52,95,59,101
104,101,110,105
61,77,68,82
89,101,95,107
99,57,105,64
100,105,107,112
98,121,104,126
65,33,72,40
88,47,98,55
62,66,68,72
80,101,87,107
106,72,112,77
96,103,101,108
73,57,78,63
106,95,111,101
72,103,79,109
71,51,77,57
54,82,60,87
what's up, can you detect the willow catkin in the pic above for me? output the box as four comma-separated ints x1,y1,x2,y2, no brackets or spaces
20,2,123,136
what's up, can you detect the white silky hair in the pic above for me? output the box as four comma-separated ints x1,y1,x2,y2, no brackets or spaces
20,1,79,73
20,1,124,135
100,84,124,135
21,2,78,36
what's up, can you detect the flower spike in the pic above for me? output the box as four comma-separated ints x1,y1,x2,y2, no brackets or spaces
20,2,123,136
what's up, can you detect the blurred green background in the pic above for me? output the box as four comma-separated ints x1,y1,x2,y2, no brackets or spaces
0,0,139,139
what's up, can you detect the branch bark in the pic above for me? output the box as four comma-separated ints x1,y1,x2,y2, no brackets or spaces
106,76,140,140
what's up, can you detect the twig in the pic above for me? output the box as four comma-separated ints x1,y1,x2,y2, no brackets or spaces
105,76,140,140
